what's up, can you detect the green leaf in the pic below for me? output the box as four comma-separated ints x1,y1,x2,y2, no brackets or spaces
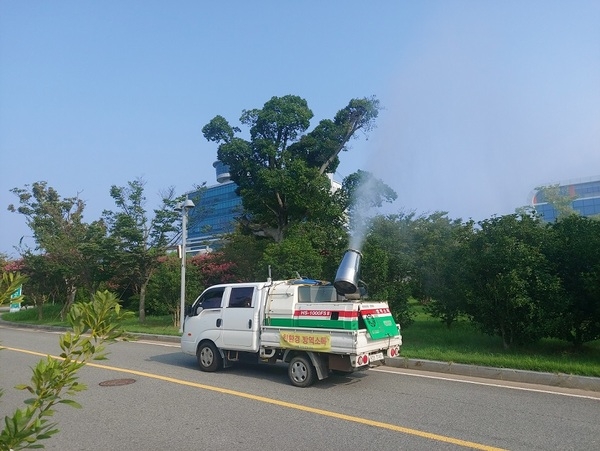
58,399,82,409
14,384,31,391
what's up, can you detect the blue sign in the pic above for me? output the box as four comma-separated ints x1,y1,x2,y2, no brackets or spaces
11,285,22,299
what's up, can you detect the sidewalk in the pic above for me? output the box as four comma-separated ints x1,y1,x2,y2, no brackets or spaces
2,317,599,392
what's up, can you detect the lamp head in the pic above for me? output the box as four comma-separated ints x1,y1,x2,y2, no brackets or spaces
175,199,195,212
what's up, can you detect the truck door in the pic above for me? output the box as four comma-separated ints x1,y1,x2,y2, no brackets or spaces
221,286,259,351
184,287,225,346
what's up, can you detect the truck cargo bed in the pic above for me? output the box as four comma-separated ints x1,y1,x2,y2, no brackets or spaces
260,325,401,355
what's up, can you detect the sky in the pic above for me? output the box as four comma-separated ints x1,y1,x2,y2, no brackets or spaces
1,1,599,258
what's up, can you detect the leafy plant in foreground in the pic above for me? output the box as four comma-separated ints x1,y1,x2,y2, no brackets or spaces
0,290,131,450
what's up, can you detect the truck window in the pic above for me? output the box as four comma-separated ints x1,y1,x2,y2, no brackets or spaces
228,286,254,308
298,285,338,303
192,288,225,315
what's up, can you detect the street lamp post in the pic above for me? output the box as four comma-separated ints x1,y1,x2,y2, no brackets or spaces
177,198,195,333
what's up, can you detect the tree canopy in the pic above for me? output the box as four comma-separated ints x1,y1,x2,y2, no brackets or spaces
202,95,380,242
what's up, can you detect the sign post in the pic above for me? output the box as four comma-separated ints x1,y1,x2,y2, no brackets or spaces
9,285,23,312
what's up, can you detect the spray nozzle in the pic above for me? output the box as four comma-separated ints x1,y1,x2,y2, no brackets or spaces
334,249,362,295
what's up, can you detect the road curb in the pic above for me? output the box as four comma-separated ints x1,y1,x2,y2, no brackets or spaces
132,332,180,343
385,357,600,392
0,317,181,343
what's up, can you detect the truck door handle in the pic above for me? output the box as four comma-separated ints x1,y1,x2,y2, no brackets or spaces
216,318,222,327
248,319,252,329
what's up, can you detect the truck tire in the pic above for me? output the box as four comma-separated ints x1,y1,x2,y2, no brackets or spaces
197,341,222,372
288,355,316,387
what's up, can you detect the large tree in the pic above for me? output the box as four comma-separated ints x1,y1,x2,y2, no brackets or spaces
102,179,180,322
202,95,380,242
8,182,109,318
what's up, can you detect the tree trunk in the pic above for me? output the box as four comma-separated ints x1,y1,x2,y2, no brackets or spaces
172,304,180,328
500,325,510,350
318,120,362,175
60,281,77,321
139,281,147,323
573,328,584,349
36,295,46,321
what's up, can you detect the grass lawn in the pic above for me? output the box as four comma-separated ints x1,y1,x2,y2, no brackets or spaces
1,304,181,335
402,318,600,377
402,301,600,377
3,303,599,377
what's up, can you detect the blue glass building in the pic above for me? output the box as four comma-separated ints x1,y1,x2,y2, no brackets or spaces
183,161,342,253
186,161,242,253
531,177,600,222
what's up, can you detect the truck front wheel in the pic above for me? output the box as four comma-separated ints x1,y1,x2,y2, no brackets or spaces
197,341,222,372
288,355,316,387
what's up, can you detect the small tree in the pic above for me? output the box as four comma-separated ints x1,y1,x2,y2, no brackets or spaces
362,213,417,327
145,255,205,325
17,254,62,320
545,215,600,346
412,213,473,328
464,214,560,348
534,183,578,220
189,252,238,287
145,255,184,319
103,179,180,322
217,231,270,282
0,290,131,450
0,272,28,307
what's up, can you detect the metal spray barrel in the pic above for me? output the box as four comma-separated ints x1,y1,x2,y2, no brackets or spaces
334,249,362,294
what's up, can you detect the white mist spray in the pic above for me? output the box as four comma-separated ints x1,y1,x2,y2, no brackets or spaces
348,172,386,252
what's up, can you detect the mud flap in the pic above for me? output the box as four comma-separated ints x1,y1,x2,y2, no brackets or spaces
306,352,329,380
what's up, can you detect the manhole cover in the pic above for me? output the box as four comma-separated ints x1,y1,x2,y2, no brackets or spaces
99,378,136,387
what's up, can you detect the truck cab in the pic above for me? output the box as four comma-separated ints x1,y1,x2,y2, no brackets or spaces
182,282,267,356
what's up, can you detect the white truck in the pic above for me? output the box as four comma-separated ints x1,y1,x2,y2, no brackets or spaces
181,249,402,387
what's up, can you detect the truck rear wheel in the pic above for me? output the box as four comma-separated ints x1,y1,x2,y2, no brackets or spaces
197,341,222,372
288,355,316,387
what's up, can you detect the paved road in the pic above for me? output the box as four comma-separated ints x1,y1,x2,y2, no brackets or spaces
1,325,599,451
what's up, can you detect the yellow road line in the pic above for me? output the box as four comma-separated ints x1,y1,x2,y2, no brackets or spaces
3,346,507,451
